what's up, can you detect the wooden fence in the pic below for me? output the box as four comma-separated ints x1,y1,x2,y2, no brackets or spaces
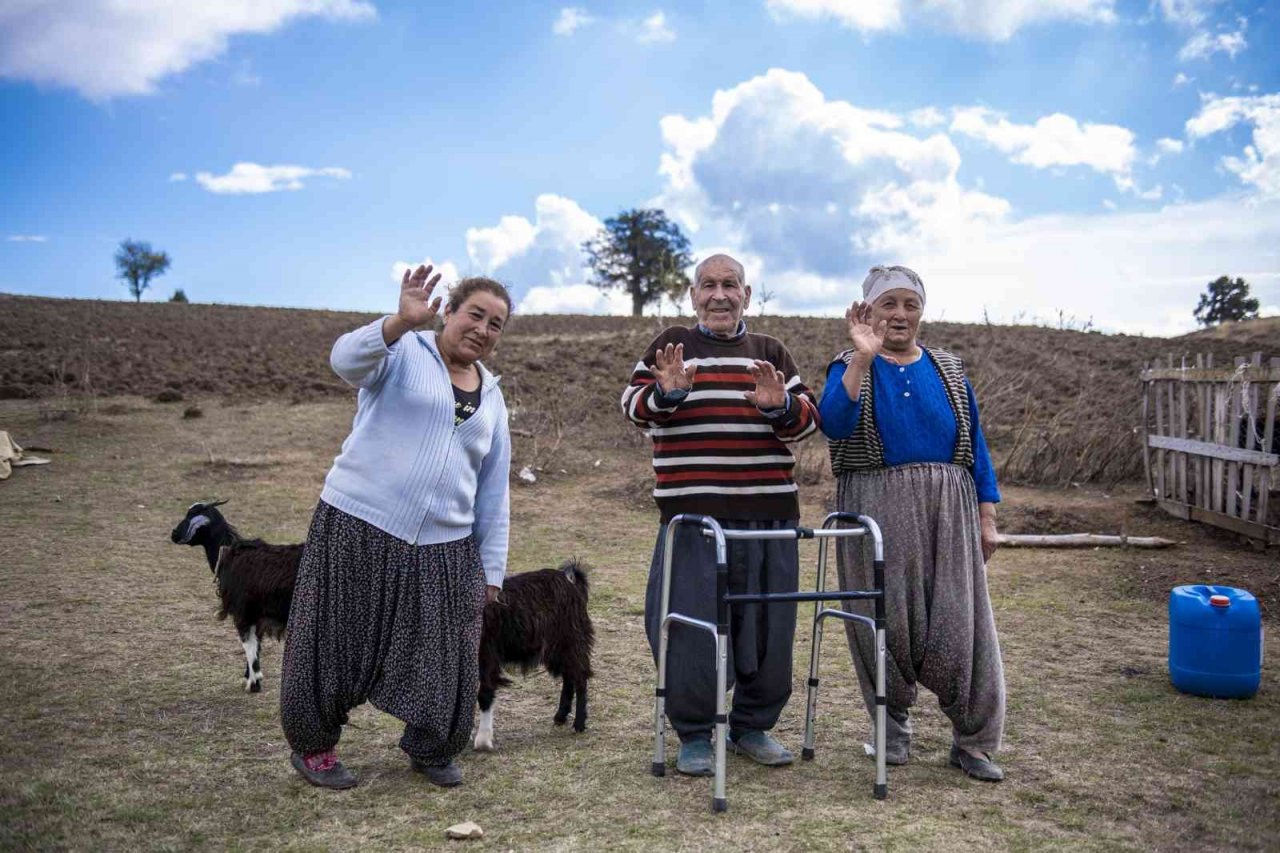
1141,352,1280,545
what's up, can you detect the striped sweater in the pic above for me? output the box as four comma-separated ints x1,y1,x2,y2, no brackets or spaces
621,324,820,521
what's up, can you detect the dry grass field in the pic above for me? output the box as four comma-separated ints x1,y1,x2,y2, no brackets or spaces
1,297,1277,850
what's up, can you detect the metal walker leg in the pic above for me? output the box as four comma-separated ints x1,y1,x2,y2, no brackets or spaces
652,515,729,812
800,513,888,799
652,512,889,812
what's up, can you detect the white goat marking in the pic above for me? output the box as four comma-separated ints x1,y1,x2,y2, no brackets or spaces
179,514,209,544
241,626,261,691
473,707,495,751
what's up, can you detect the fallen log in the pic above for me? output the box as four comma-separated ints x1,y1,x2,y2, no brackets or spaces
996,533,1178,549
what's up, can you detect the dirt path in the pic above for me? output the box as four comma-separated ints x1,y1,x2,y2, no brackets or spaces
1,398,1275,851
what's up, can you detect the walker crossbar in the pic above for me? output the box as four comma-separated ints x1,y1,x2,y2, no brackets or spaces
724,590,881,604
652,512,888,813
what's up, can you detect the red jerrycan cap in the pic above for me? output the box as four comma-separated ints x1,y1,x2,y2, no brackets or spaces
1209,594,1231,607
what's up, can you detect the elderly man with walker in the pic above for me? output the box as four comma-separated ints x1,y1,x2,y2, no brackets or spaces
621,253,821,781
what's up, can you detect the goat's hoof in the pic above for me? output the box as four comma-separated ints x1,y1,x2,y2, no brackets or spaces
473,734,495,752
553,715,568,727
246,679,262,693
573,722,587,733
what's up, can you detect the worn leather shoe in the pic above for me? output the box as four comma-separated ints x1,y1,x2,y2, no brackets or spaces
949,745,1004,782
290,751,357,790
867,739,910,766
676,739,714,776
730,730,794,767
410,757,463,787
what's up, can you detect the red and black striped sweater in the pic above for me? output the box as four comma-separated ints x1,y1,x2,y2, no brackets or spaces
621,324,820,522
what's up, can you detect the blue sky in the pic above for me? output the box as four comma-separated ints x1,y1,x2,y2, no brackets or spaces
1,0,1277,334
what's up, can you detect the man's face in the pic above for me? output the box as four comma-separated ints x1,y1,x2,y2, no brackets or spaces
691,257,750,335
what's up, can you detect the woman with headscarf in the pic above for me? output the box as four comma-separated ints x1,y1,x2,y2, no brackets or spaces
280,264,512,790
819,265,1006,782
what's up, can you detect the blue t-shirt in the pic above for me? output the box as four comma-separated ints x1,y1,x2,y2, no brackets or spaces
818,354,1000,503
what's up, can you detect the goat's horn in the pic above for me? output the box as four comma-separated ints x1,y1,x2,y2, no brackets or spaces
210,499,228,507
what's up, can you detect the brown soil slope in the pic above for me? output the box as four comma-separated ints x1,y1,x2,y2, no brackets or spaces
1,294,1274,486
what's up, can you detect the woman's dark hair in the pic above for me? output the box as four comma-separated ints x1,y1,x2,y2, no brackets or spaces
447,276,513,317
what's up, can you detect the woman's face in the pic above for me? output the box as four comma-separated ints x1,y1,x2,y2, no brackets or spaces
440,291,509,364
871,288,923,352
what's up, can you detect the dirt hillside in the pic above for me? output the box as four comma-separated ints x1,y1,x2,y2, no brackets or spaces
2,295,1273,488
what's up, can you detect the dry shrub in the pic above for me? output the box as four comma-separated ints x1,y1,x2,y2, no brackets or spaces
976,361,1143,488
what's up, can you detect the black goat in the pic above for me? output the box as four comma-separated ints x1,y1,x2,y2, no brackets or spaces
170,500,300,693
473,559,595,751
171,501,596,737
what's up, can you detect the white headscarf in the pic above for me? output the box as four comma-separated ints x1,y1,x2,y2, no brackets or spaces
862,265,925,307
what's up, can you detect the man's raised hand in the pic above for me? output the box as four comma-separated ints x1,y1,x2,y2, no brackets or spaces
743,360,787,410
398,264,443,329
652,342,697,395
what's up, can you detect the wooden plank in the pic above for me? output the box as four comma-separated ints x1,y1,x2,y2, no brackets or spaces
997,533,1178,548
1196,354,1207,511
1227,357,1244,518
1146,434,1280,465
1167,364,1179,503
1154,375,1166,500
1156,498,1280,545
1259,362,1279,529
1178,358,1189,503
1141,366,1280,382
1141,376,1154,499
1241,352,1261,522
1211,380,1225,512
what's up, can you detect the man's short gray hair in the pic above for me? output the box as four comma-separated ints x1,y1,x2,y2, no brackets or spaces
694,253,746,287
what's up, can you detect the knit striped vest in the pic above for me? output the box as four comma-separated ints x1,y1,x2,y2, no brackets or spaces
827,346,975,475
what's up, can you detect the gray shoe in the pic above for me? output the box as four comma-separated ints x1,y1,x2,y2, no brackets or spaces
290,751,357,790
676,739,714,776
867,739,910,766
730,730,794,767
949,745,1004,782
410,757,463,787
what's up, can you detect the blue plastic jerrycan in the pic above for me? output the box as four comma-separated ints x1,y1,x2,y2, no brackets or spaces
1169,585,1262,699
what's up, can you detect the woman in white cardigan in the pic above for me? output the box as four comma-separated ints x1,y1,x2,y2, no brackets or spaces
281,264,512,790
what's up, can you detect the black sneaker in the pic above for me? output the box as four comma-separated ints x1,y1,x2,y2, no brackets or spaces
410,757,463,787
290,751,358,790
949,745,1004,782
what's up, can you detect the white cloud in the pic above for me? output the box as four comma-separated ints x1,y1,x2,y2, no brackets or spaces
645,67,1280,333
168,172,188,182
636,11,676,43
1178,27,1247,61
466,194,602,294
0,0,375,100
766,0,902,32
5,235,48,243
908,106,946,128
553,7,594,36
390,258,461,292
1147,137,1184,167
1173,72,1193,87
951,106,1137,190
466,216,538,272
655,68,1008,295
907,196,1280,335
518,284,632,314
1186,93,1280,198
765,0,1115,41
194,163,352,194
1156,0,1220,28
